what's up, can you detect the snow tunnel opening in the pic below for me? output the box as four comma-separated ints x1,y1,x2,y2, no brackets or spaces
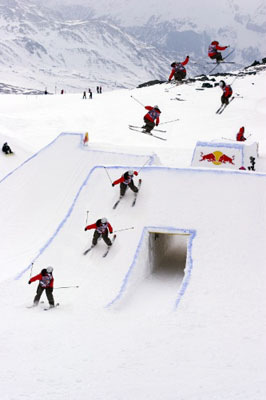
148,231,189,282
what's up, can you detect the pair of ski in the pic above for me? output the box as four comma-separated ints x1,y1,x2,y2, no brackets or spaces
83,234,117,257
216,96,235,114
113,179,142,210
128,125,166,141
27,302,59,311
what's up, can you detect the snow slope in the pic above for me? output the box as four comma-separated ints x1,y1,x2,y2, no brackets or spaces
0,67,266,399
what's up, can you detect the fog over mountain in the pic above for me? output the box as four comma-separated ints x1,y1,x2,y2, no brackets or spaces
0,0,265,92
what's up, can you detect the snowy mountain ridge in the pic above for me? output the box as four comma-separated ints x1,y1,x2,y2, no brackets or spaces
0,0,266,92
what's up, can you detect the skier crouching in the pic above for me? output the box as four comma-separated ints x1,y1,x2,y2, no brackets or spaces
142,105,161,133
85,217,113,247
219,80,233,106
112,170,138,199
28,267,55,307
168,56,189,82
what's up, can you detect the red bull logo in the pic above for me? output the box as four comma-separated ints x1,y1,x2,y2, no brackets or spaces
199,151,235,165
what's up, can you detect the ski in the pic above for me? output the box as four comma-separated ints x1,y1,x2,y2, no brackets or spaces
132,179,142,207
102,234,116,258
129,127,167,141
83,244,95,255
207,62,235,65
27,301,44,309
216,96,235,114
113,196,122,210
44,303,60,311
129,125,166,133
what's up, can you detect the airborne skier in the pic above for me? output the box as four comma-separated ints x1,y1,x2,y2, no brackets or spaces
219,80,233,106
168,56,189,82
208,41,229,63
142,105,161,133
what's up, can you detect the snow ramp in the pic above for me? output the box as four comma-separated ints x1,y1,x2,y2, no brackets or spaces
0,133,155,282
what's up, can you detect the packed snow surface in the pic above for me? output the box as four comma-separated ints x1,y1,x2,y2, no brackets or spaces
0,68,266,399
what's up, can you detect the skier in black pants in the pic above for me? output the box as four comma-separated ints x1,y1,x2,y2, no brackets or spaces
84,218,113,246
2,142,13,154
112,170,139,198
28,267,55,307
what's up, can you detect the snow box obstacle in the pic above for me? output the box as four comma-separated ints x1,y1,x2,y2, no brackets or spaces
106,227,196,310
191,140,259,170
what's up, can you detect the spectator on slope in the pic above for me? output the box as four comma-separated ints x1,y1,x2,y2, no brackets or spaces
142,105,161,133
84,217,113,247
88,89,92,99
112,170,139,199
83,91,87,99
168,56,189,82
236,126,247,142
2,142,13,154
28,267,55,308
208,41,229,63
219,80,233,106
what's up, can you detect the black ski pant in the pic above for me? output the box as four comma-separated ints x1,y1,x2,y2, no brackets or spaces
210,53,223,62
92,230,112,246
174,70,186,81
143,117,155,133
34,285,54,306
221,94,231,105
120,181,138,197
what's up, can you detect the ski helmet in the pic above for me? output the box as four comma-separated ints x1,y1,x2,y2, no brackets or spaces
128,170,134,176
101,217,107,224
47,266,53,273
154,105,161,112
219,80,225,88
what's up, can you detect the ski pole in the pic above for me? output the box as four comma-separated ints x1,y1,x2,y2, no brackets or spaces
137,158,151,173
104,166,113,185
113,227,134,233
85,210,89,225
54,286,79,289
29,262,34,279
160,118,179,125
130,95,145,107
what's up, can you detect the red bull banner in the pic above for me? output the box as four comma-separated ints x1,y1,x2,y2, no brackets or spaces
191,141,258,171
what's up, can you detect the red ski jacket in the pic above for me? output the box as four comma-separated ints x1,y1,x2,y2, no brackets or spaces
168,56,189,81
144,106,161,124
29,273,54,288
208,41,227,57
112,171,138,186
85,222,113,234
221,85,232,98
236,127,246,141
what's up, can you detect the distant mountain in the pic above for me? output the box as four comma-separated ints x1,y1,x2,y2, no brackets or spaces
0,0,265,92
0,0,171,92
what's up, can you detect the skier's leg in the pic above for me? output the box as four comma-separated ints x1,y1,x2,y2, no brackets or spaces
33,285,44,305
120,182,127,197
46,288,55,306
92,230,101,246
128,180,138,193
145,120,155,133
102,231,112,246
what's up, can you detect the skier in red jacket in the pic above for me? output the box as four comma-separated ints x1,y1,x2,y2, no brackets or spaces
219,80,233,105
142,105,161,133
112,170,139,198
208,41,229,63
236,127,247,142
85,217,113,247
28,267,55,307
168,56,189,82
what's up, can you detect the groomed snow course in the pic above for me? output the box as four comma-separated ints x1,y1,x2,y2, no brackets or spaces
0,67,266,400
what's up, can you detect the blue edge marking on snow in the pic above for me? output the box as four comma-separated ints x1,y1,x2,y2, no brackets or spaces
8,132,266,307
105,227,197,311
191,140,246,166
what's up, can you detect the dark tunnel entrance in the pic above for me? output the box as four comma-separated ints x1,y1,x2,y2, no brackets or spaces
149,231,189,283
